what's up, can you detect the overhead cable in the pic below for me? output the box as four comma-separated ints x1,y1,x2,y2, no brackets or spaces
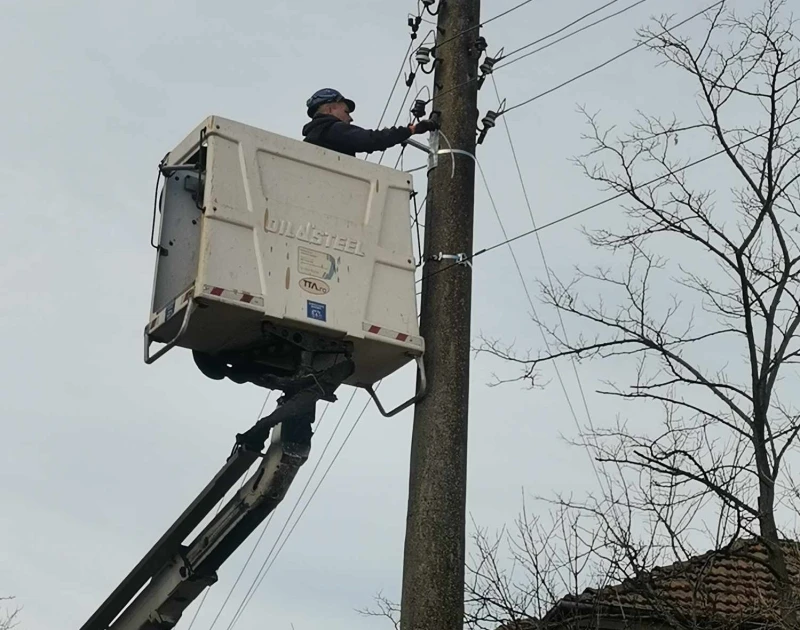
204,395,327,630
426,0,655,105
500,0,725,116
227,389,377,629
185,391,273,629
489,74,618,515
376,40,415,129
432,0,540,52
418,116,800,284
378,67,421,165
498,0,649,68
221,389,359,630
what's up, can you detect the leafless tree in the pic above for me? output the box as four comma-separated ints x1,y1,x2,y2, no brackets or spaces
480,0,800,626
0,598,20,630
357,591,402,630
463,502,616,630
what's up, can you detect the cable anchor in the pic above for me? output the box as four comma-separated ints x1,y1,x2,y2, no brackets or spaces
430,252,472,269
475,36,489,55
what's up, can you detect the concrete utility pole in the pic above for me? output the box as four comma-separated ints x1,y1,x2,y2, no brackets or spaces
401,1,481,629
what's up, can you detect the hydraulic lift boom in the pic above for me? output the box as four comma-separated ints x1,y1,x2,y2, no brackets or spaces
81,359,353,630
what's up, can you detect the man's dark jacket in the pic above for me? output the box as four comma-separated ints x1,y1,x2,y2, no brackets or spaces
302,114,412,156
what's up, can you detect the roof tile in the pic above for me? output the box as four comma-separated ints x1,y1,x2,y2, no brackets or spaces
556,539,800,626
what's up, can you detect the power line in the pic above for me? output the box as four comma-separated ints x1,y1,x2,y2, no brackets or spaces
376,40,415,130
395,145,407,170
489,73,615,512
427,0,654,105
483,0,538,27
205,397,331,630
185,391,273,629
418,116,799,284
392,82,429,170
375,8,438,130
412,193,426,267
432,0,540,52
498,0,649,68
372,11,437,167
222,388,362,630
204,513,275,630
187,500,230,629
500,0,725,115
378,70,419,165
228,389,376,629
220,392,355,630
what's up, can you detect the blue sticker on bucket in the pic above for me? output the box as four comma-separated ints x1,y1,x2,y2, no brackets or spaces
307,300,327,322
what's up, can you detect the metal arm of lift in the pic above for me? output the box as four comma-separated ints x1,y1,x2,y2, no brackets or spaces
81,359,354,630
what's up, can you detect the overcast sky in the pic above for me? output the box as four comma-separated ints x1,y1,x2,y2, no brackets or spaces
0,1,763,629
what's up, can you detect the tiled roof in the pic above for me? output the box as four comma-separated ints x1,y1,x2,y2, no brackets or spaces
546,539,800,627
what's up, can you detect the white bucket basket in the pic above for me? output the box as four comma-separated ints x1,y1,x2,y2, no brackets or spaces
146,116,425,411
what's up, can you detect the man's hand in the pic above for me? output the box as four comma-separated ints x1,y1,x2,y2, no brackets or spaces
409,118,440,134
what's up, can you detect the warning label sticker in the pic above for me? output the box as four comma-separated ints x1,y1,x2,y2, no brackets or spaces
307,300,327,322
298,246,338,280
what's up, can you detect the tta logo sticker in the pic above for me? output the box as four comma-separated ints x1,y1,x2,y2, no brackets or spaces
299,277,330,295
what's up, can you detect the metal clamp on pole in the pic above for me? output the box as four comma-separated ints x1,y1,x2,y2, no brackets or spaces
430,251,472,269
403,137,433,154
428,129,440,171
401,126,441,173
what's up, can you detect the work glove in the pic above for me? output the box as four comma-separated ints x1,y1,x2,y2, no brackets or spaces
412,118,440,134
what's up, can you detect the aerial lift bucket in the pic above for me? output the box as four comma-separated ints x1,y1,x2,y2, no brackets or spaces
145,116,426,416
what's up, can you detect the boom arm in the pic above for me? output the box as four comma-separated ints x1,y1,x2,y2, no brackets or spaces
81,359,354,630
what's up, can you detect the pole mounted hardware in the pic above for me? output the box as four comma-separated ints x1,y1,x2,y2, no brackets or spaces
477,101,504,145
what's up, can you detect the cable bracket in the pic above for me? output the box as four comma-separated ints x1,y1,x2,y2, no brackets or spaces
430,252,472,269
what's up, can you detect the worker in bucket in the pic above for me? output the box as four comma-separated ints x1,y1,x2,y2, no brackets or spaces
302,88,439,156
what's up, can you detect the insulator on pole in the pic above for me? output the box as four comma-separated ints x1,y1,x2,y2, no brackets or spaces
479,56,497,77
416,46,432,66
477,109,501,145
411,99,427,120
477,48,503,89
